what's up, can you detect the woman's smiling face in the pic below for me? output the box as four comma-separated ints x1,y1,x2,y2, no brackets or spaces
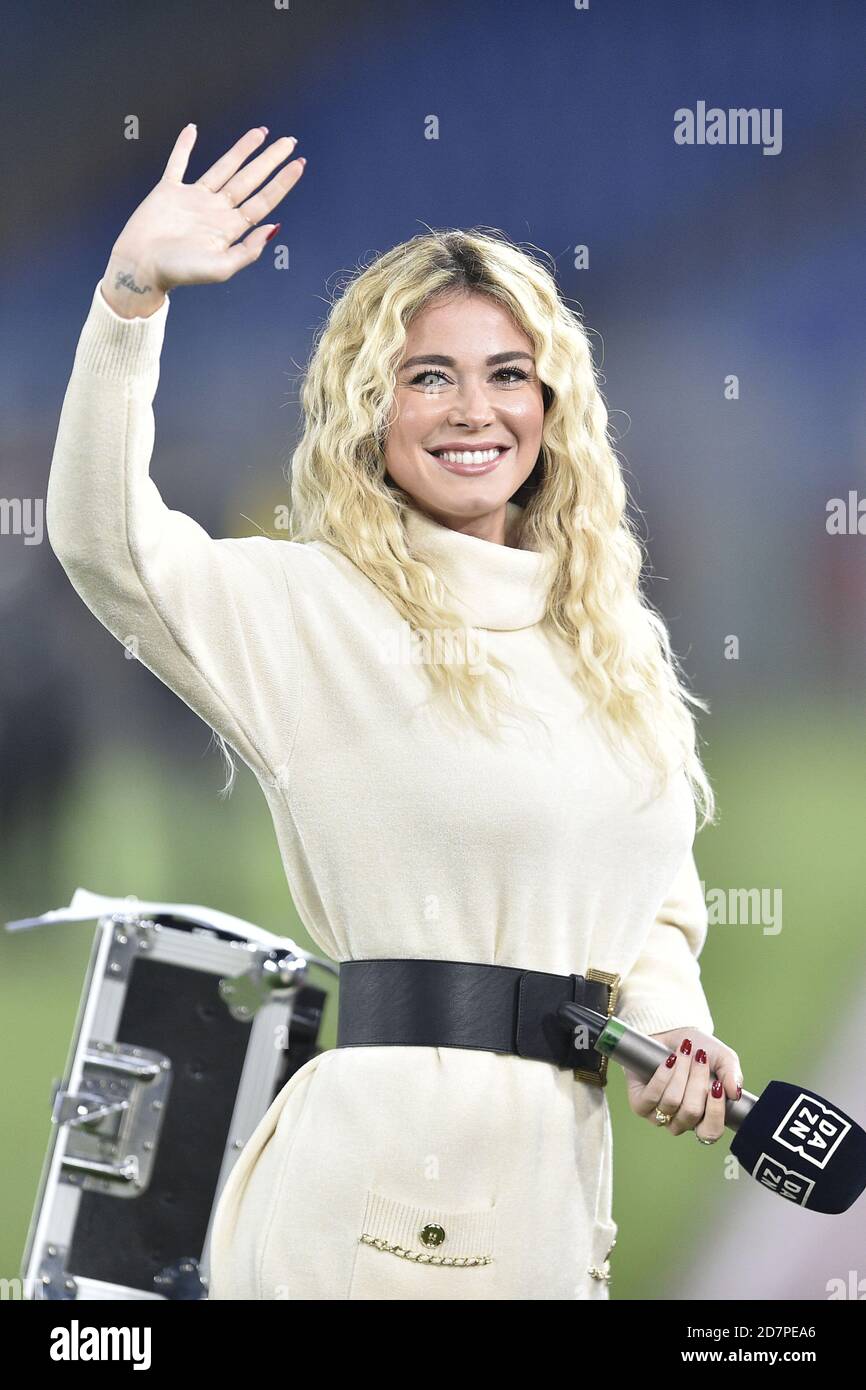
384,291,545,542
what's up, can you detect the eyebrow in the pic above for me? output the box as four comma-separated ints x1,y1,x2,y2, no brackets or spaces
400,351,535,370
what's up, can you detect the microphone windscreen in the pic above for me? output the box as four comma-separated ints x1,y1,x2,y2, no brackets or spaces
730,1080,866,1214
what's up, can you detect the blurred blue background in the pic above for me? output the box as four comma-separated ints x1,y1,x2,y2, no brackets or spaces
2,0,865,1300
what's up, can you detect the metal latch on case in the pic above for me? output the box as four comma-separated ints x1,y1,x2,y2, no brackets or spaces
51,1040,171,1196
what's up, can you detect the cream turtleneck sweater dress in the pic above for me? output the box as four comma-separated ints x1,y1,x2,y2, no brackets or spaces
46,280,716,1301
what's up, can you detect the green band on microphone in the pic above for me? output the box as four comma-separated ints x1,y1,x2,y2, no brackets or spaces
593,1015,627,1055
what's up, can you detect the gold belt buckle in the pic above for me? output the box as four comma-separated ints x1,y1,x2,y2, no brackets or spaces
573,968,620,1088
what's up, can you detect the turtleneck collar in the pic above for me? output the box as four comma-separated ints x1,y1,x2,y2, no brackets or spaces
403,500,554,631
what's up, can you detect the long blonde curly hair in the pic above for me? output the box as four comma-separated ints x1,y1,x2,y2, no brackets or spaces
216,227,715,829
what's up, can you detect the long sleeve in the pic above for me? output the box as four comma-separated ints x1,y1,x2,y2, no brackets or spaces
614,848,715,1037
46,279,304,784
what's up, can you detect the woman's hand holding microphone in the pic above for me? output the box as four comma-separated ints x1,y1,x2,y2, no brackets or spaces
101,124,306,319
625,1027,744,1143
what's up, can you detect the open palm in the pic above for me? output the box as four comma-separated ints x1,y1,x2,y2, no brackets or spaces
111,124,305,291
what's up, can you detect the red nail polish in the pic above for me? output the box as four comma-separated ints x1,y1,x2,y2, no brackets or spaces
712,1079,723,1098
665,1053,677,1068
680,1038,692,1055
266,223,281,242
695,1049,707,1064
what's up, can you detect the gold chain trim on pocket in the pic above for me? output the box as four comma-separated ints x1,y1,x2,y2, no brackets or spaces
588,1235,617,1283
359,1234,493,1267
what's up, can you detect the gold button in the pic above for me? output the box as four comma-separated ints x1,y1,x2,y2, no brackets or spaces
419,1223,446,1249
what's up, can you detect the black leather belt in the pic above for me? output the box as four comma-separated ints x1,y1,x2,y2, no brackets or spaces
335,958,621,1086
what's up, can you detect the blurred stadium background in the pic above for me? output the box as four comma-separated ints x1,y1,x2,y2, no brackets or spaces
1,0,864,1299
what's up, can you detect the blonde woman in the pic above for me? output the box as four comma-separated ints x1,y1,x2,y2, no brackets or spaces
47,124,743,1301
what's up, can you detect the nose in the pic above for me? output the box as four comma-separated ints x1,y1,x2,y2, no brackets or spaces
447,377,497,429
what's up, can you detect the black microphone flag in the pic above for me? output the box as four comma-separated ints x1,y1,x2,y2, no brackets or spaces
729,1080,866,1214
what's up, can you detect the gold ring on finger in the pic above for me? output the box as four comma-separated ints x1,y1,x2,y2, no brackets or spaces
695,1132,719,1145
654,1108,672,1126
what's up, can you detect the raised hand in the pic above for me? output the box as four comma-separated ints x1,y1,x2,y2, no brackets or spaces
102,124,305,317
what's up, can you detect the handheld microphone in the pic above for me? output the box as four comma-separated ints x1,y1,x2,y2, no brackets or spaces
558,1002,866,1214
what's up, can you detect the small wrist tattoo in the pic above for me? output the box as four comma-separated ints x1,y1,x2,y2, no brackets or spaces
113,269,154,296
